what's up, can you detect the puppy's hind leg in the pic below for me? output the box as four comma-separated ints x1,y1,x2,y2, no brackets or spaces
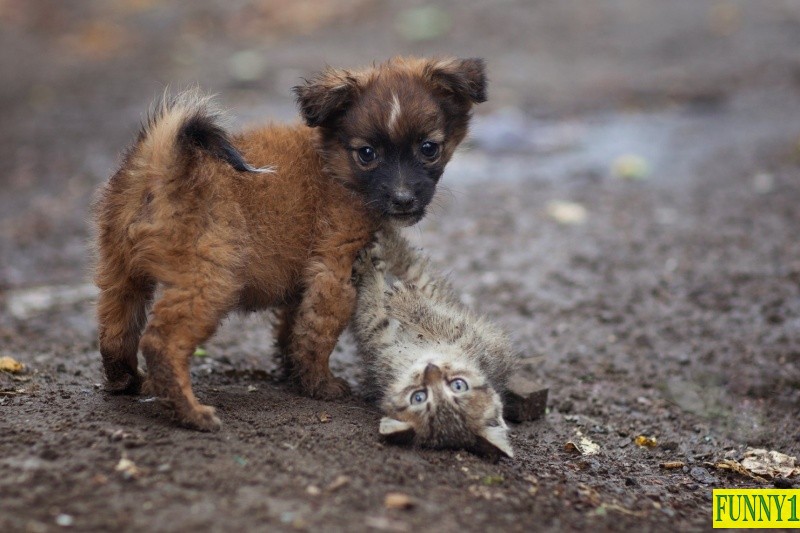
97,275,155,395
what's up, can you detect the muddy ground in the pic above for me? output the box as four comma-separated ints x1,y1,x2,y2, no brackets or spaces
2,1,800,531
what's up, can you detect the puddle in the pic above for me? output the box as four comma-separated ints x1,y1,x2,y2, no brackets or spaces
447,89,800,185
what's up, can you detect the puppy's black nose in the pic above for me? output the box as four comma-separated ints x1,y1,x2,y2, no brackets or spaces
390,190,416,211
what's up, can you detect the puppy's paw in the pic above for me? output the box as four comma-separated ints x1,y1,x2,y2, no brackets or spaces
304,375,351,400
352,248,373,279
105,370,144,395
178,404,222,432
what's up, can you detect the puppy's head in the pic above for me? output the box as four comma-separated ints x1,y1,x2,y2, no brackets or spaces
293,57,487,225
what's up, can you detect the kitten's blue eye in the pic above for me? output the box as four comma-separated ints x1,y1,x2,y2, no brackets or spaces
449,378,469,393
410,389,428,405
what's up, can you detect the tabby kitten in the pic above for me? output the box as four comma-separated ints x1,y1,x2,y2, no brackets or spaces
352,228,518,457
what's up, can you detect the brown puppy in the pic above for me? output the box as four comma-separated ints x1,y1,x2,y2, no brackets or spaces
93,57,486,430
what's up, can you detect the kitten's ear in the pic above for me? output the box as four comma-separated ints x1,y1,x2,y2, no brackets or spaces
292,67,360,127
476,424,514,458
379,417,416,445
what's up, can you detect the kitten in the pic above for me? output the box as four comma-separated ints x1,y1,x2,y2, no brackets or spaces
352,228,518,457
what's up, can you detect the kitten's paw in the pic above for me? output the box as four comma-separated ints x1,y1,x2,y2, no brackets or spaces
304,375,351,400
177,404,222,432
367,241,386,272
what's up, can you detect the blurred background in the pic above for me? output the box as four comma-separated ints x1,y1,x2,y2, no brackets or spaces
2,1,800,530
2,0,800,285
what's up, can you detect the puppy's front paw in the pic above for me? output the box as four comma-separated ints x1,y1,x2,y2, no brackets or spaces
177,404,222,432
303,375,351,400
105,369,145,395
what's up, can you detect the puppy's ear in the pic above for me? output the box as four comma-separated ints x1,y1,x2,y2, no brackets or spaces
424,57,487,104
293,68,360,127
379,417,416,445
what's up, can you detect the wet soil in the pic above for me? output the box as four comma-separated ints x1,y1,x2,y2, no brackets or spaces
2,1,800,531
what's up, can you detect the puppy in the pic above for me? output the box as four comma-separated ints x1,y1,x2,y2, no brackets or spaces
93,57,487,430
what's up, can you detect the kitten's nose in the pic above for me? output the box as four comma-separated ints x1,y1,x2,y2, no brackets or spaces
423,363,443,385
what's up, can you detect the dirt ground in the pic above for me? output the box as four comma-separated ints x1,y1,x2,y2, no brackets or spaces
2,1,800,531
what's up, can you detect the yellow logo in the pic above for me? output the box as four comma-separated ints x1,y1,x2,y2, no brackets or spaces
713,489,800,528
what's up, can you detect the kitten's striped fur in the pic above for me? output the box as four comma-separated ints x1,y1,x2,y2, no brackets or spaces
352,227,518,457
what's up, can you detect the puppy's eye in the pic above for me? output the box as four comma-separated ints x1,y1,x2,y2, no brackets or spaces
449,378,469,393
356,146,377,164
420,141,439,159
410,389,428,405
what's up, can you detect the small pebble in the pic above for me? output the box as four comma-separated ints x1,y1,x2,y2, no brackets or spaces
55,514,74,527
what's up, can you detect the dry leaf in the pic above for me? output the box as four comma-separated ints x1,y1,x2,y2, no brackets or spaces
741,448,799,478
612,154,650,180
546,201,587,225
634,435,657,448
565,430,600,456
0,356,24,374
659,461,685,469
706,459,768,483
318,412,332,423
115,456,142,480
384,492,414,510
326,475,350,492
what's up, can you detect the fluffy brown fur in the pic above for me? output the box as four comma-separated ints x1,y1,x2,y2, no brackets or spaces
93,57,486,430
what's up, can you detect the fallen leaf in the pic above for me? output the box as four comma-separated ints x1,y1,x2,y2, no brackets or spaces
115,456,142,480
384,492,414,510
634,435,657,448
326,475,350,492
193,347,208,357
546,200,587,225
481,475,504,486
706,460,768,483
0,356,24,374
565,430,600,456
612,154,650,180
741,448,799,478
318,411,332,423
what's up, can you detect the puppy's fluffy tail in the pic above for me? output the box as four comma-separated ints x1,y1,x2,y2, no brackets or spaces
129,89,271,179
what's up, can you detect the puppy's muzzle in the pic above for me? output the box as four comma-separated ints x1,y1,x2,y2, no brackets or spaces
388,189,417,214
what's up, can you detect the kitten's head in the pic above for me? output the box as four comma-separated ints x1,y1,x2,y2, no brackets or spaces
293,56,486,226
378,351,513,458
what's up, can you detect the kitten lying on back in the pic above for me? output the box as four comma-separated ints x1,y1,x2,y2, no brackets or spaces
352,228,518,457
